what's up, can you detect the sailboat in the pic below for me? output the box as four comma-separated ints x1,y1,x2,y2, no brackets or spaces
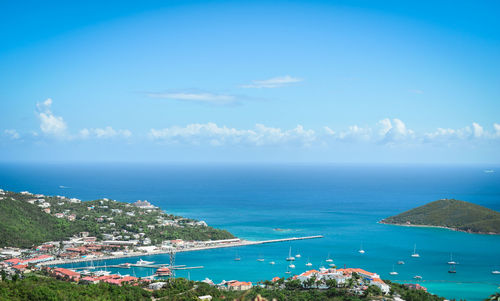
305,258,312,266
389,265,398,275
325,253,333,262
286,247,295,261
492,270,500,275
285,266,291,274
289,263,295,269
269,261,275,265
358,243,365,254
234,250,241,261
413,275,422,280
447,253,457,265
411,244,420,258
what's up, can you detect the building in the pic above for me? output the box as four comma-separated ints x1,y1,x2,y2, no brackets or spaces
226,280,252,291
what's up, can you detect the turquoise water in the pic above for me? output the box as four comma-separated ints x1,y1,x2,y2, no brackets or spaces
1,163,499,300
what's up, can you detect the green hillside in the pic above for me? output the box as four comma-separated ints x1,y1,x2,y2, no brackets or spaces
381,199,500,234
0,190,234,249
0,197,72,248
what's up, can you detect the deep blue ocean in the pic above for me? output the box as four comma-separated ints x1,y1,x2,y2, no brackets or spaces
1,163,499,300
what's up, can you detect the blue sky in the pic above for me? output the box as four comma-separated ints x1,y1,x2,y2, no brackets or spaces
1,0,499,163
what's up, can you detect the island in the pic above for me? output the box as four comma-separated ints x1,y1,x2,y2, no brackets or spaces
380,199,500,234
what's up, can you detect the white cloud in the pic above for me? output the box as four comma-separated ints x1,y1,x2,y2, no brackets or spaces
149,123,315,147
378,118,414,143
472,122,484,138
80,127,132,139
494,123,500,137
337,125,372,142
147,91,237,105
36,98,68,137
240,75,302,88
4,129,20,140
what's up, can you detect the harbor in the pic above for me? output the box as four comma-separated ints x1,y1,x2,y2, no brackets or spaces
41,235,324,267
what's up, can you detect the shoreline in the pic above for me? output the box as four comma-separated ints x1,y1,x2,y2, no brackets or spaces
378,221,500,235
40,235,323,266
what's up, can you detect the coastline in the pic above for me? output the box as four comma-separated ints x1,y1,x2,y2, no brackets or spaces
378,220,500,235
40,235,323,266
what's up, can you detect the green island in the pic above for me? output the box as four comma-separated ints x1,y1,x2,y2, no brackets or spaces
0,273,450,301
381,199,500,234
0,190,234,249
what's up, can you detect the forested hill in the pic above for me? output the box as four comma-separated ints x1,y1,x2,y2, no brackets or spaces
0,190,234,248
381,199,500,234
0,195,71,248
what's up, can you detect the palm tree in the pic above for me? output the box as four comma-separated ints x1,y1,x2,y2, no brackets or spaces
488,293,500,301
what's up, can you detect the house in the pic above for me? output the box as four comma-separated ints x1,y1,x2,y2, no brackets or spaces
67,214,76,221
404,283,427,291
198,296,212,300
148,282,167,290
43,208,51,214
55,213,64,218
52,268,81,281
11,264,28,274
226,280,252,291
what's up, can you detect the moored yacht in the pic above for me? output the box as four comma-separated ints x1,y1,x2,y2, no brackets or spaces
136,259,155,265
411,244,420,258
305,258,312,266
286,247,295,261
325,253,333,262
389,265,398,275
358,243,365,254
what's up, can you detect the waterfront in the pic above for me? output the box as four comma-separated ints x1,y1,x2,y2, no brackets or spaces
1,163,500,300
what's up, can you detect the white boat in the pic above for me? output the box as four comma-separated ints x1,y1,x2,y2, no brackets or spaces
447,253,457,265
325,253,333,262
305,258,312,266
358,243,365,254
328,263,336,268
257,258,265,262
492,270,500,275
411,244,420,258
389,265,398,275
397,261,405,265
93,270,111,276
234,251,241,261
295,254,301,258
289,264,295,268
136,259,155,265
286,247,295,261
414,275,422,280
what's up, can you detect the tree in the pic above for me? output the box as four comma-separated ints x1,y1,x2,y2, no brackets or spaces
325,278,337,289
488,293,500,301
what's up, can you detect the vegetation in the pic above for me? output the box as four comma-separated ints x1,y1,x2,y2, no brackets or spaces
0,197,71,248
0,190,234,248
0,274,151,301
381,199,500,234
0,275,449,301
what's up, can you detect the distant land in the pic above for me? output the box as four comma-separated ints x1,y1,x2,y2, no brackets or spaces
0,190,234,248
380,199,500,235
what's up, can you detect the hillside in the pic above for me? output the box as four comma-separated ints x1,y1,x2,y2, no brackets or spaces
0,197,72,248
0,190,234,248
381,199,500,234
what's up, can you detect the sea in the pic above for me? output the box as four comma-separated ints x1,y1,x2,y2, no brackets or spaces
0,163,499,300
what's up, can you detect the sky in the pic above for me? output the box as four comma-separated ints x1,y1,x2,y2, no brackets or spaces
1,0,499,163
